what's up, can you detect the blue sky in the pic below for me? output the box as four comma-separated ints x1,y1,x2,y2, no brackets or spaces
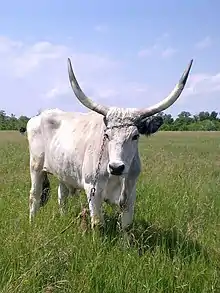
0,0,220,117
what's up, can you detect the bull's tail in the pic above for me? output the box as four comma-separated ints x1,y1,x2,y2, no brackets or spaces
19,126,27,135
40,171,51,207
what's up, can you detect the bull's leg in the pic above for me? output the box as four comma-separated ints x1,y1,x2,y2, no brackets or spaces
84,184,104,229
29,169,44,223
58,182,69,215
120,188,136,230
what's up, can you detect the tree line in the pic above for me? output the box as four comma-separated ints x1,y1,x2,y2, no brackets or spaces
156,111,220,131
1,109,220,131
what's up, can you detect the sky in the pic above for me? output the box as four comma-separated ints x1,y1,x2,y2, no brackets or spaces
0,0,220,118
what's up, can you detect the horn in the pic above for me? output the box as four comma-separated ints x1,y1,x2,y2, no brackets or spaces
67,58,109,116
136,59,193,119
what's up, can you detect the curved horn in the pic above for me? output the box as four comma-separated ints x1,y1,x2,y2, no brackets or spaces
67,58,109,116
136,59,193,119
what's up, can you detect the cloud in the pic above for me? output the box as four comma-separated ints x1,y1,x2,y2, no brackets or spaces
0,39,119,80
0,36,122,115
44,84,70,100
183,72,220,97
172,71,220,115
94,25,108,33
137,44,158,57
138,49,151,57
0,35,161,117
155,32,170,42
138,34,176,59
138,45,176,59
195,36,212,50
161,47,177,58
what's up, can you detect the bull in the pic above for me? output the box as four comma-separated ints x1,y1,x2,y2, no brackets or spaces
21,58,193,230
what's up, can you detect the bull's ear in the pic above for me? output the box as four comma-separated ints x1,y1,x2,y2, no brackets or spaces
138,116,164,136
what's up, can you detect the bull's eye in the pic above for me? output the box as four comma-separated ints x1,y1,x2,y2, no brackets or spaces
132,134,139,141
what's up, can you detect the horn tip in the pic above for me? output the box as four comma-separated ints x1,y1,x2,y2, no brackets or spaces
180,58,194,86
67,58,72,69
189,59,193,68
67,58,74,81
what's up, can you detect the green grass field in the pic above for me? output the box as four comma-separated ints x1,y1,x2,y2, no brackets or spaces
0,131,220,293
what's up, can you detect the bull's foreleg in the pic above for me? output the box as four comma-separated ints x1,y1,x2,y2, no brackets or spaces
58,182,69,215
85,184,104,229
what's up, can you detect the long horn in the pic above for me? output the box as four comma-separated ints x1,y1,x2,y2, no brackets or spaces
136,59,193,119
67,58,109,116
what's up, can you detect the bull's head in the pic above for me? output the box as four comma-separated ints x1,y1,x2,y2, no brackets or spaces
67,58,193,176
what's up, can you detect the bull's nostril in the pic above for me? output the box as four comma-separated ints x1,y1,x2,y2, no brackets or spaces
109,163,125,175
118,164,125,172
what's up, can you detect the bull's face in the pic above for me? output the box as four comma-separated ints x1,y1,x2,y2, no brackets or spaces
103,108,163,176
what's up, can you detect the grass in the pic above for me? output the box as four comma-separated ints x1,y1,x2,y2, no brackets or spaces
0,130,220,292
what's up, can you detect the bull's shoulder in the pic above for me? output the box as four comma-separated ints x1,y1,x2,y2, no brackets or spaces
26,109,61,130
40,109,69,131
26,115,41,134
25,115,42,144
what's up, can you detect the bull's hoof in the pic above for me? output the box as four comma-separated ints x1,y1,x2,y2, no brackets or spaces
91,215,104,230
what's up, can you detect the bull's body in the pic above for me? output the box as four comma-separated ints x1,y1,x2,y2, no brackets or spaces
23,58,193,230
27,108,145,228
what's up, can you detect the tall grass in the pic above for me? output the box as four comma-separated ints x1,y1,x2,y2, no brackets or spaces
0,131,219,292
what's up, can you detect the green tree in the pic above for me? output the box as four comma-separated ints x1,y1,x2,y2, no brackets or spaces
0,109,220,132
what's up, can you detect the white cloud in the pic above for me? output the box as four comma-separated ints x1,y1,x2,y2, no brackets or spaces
161,47,177,58
0,35,159,117
172,71,220,115
183,72,220,97
0,38,69,78
44,84,70,100
137,49,151,57
94,25,108,33
195,36,212,50
138,34,176,59
0,37,119,78
0,36,23,53
138,45,176,59
0,36,123,115
138,44,158,57
155,32,170,42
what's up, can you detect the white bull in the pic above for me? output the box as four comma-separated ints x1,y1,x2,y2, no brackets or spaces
22,58,193,230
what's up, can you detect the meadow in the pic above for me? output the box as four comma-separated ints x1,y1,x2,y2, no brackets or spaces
0,130,220,293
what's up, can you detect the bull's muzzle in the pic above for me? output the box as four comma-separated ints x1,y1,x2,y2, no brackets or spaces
108,161,125,176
